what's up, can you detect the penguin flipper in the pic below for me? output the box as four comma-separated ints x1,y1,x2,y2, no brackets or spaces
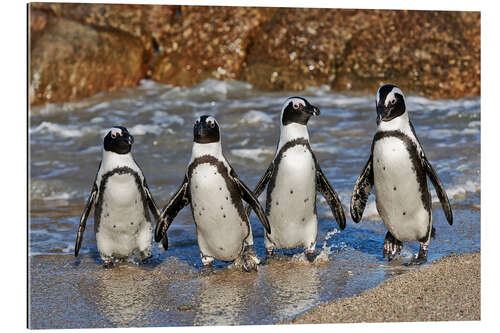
245,162,274,217
143,179,160,220
155,177,190,245
423,156,453,225
350,155,374,223
316,167,346,230
234,176,272,235
75,184,97,257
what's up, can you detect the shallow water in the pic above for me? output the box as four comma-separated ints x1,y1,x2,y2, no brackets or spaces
29,79,480,328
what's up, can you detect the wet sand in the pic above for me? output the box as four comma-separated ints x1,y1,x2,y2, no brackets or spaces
290,252,480,324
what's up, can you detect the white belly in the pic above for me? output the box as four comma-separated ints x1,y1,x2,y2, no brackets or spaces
96,173,151,258
190,163,249,261
373,137,430,242
267,145,318,249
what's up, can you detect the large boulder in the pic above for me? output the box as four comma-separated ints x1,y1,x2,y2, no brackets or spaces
242,9,480,98
29,9,149,106
151,6,274,86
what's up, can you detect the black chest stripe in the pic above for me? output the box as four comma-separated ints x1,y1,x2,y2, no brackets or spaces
187,155,248,225
267,138,317,214
373,131,431,239
94,167,150,233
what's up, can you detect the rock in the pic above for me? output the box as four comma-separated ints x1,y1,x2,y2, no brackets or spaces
30,3,177,58
151,6,274,86
242,9,480,98
28,4,480,105
29,9,148,106
241,8,360,91
331,10,481,99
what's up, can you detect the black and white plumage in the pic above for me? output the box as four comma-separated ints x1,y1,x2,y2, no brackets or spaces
154,115,271,272
247,97,346,262
351,84,453,264
74,126,160,268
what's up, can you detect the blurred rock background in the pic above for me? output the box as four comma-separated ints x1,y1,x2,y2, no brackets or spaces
29,3,480,106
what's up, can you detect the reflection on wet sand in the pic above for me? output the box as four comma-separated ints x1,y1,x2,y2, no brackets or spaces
194,269,259,326
79,265,157,327
263,259,321,321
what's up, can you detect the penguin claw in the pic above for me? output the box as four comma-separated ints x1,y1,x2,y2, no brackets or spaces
242,259,258,272
102,258,115,269
383,232,402,261
306,251,317,263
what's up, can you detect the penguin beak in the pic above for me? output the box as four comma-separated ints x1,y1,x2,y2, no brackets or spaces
376,103,389,125
306,104,320,117
122,132,134,145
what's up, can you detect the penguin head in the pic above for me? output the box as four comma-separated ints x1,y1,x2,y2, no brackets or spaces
103,126,134,154
281,96,320,126
193,115,220,144
376,84,406,124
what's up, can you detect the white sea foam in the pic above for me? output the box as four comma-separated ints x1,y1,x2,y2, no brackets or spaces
230,148,274,162
160,79,252,101
151,111,185,126
240,110,274,124
30,122,95,138
128,124,163,136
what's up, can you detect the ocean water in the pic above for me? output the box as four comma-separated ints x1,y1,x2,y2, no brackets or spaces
29,79,480,328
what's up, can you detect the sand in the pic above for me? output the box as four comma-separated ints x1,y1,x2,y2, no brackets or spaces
290,252,480,324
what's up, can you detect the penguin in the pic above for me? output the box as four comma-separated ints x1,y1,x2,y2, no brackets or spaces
350,84,453,264
74,126,160,268
154,115,271,272
246,97,346,262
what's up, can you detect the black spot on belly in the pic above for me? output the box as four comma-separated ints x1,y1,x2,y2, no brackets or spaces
219,187,222,191
290,189,294,194
199,212,202,216
195,185,198,189
113,225,116,228
220,206,224,210
304,198,309,203
135,200,137,204
403,212,406,216
302,217,305,222
226,196,229,201
130,222,134,225
219,247,224,251
393,186,397,191
202,207,205,211
105,213,109,217
383,166,386,170
276,201,279,206
223,214,226,218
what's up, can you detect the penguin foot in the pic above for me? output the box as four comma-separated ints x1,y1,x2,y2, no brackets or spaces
409,244,428,265
383,232,403,261
102,258,115,269
242,258,258,272
241,245,259,272
305,251,317,263
200,264,216,276
138,250,152,264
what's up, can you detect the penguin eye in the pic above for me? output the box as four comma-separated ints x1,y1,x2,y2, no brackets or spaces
111,133,117,139
209,122,215,128
389,99,396,105
293,102,300,109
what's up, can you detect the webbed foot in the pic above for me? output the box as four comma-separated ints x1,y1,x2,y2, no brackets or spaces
383,231,403,261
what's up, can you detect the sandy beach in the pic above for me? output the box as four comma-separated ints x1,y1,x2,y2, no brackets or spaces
290,252,480,324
